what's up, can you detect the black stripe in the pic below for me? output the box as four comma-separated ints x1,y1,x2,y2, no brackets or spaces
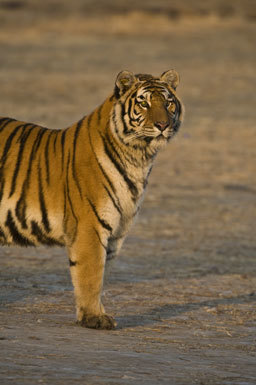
61,129,67,171
103,183,122,215
133,107,140,116
0,123,23,165
88,127,117,197
23,128,46,190
129,102,142,127
15,192,27,229
104,131,126,168
65,152,78,240
0,176,5,203
142,84,162,91
87,197,112,233
120,102,130,134
5,210,35,246
0,226,6,243
0,117,9,126
15,128,46,228
15,123,28,143
93,227,107,251
101,135,138,200
87,113,93,127
130,115,142,124
9,124,35,197
34,128,46,152
114,85,120,99
44,130,54,185
145,165,153,187
63,185,67,223
97,104,103,123
53,131,58,154
0,124,25,200
0,118,16,133
127,98,133,123
31,220,63,246
72,118,84,199
112,113,133,148
38,163,51,233
172,99,182,132
114,98,136,142
111,109,118,135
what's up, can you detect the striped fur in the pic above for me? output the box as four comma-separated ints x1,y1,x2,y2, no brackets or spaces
0,70,183,329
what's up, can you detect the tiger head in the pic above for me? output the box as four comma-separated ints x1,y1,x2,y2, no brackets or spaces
113,70,184,151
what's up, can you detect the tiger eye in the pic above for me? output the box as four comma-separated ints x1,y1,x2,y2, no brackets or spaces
140,100,149,108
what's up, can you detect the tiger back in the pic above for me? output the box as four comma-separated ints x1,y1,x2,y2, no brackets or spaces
0,70,184,329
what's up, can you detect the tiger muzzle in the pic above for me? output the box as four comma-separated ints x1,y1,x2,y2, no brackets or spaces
154,120,169,132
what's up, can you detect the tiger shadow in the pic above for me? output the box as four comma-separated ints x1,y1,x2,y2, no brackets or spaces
115,292,256,329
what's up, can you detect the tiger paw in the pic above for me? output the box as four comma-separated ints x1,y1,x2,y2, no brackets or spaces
77,314,117,330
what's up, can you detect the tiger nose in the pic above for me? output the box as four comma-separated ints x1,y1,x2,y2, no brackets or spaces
155,121,169,132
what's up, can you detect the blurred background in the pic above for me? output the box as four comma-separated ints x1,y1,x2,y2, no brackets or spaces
0,0,255,127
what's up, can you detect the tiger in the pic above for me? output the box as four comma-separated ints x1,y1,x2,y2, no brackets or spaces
0,70,183,329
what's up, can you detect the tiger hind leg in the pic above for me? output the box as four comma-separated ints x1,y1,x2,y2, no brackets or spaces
68,227,117,330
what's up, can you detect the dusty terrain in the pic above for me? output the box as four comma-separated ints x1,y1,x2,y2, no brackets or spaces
0,1,256,384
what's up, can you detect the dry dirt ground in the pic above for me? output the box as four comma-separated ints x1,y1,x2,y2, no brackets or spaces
0,1,256,384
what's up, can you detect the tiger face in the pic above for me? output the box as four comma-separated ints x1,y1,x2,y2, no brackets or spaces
113,70,183,151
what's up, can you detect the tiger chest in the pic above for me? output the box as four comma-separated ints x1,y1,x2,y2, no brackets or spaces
98,176,145,239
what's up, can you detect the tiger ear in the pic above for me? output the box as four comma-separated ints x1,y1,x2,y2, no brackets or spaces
160,69,180,90
115,70,136,98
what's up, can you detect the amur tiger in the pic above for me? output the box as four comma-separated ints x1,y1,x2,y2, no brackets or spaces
0,70,183,329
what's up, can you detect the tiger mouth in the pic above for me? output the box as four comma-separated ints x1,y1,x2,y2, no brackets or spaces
157,128,175,139
156,133,167,140
143,131,172,144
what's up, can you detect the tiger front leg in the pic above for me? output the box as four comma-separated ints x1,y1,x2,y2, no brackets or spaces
68,228,116,330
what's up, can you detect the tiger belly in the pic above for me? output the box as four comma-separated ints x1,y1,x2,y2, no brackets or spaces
0,194,65,247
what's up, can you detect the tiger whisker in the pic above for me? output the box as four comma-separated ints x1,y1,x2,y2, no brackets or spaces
123,132,147,143
123,129,161,143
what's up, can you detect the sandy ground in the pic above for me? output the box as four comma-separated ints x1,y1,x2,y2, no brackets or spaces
0,1,256,384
